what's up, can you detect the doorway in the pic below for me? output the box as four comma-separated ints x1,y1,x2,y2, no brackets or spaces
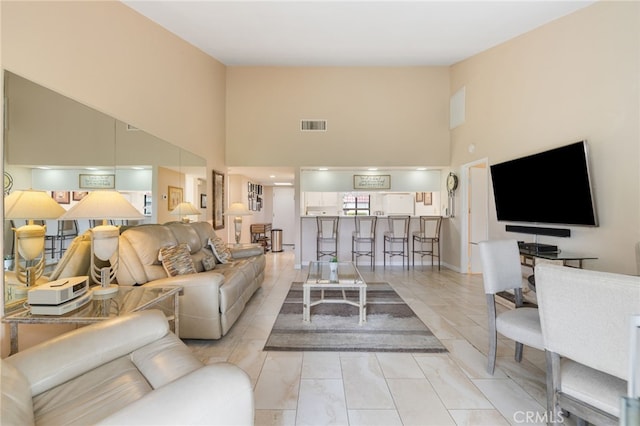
272,187,296,247
461,159,489,274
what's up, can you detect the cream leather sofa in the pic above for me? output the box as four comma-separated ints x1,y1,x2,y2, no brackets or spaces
1,310,254,425
116,221,265,339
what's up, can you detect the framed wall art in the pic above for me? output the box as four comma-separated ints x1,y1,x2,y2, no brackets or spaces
52,191,70,204
353,174,391,190
79,174,115,189
168,186,183,211
73,191,89,201
213,170,225,230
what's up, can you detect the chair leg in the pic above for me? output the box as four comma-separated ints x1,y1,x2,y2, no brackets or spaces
487,294,498,375
488,328,497,375
515,342,524,362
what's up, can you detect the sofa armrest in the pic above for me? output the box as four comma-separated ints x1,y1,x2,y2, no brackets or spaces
5,310,169,396
96,363,254,426
142,271,226,339
230,244,264,259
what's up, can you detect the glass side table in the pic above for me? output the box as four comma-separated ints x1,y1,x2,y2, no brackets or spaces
3,285,182,355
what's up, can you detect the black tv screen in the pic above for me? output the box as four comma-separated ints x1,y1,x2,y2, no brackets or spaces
490,141,598,226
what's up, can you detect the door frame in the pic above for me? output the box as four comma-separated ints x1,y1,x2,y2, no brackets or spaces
460,158,489,274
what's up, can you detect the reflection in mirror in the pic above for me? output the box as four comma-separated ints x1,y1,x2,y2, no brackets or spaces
3,71,206,312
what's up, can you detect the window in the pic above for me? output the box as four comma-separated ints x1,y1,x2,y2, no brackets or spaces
342,194,370,215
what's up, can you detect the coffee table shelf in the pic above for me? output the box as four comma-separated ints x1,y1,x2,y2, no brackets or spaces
303,261,367,325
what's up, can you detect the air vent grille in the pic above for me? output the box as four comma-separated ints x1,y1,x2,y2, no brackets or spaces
126,124,140,131
301,119,327,132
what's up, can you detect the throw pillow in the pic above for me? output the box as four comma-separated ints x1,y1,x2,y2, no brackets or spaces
159,243,197,277
202,255,216,271
209,237,232,264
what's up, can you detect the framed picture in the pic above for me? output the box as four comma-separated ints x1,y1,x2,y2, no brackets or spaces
200,193,207,209
73,191,89,201
79,174,115,189
52,191,70,204
415,192,424,203
213,170,225,230
423,192,432,206
353,174,391,190
168,186,183,211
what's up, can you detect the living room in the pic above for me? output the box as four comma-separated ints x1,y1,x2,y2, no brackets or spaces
1,1,639,424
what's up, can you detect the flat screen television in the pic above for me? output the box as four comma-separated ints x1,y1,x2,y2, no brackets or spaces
490,141,598,227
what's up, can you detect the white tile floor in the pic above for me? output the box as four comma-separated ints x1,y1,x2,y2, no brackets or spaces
187,249,567,426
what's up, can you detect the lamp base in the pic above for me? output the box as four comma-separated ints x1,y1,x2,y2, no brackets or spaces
92,284,118,297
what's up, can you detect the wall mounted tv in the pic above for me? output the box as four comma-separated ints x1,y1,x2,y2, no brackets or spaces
490,141,598,227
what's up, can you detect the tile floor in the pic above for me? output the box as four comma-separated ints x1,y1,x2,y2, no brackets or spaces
186,249,567,426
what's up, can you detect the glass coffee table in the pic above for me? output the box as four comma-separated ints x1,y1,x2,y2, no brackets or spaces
304,261,367,325
3,285,182,355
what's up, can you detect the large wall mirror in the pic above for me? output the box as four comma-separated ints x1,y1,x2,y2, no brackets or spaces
3,71,206,312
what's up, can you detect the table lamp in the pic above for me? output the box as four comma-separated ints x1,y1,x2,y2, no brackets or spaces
4,190,66,287
170,202,201,223
60,190,143,296
224,202,252,244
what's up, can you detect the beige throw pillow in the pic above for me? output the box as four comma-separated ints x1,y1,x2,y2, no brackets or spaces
159,243,197,277
202,255,216,271
209,237,232,264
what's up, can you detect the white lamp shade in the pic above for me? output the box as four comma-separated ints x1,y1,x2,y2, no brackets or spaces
170,202,201,216
60,190,144,220
5,190,66,219
224,202,252,216
92,225,120,260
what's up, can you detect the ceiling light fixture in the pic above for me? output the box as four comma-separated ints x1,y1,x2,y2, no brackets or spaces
274,182,293,186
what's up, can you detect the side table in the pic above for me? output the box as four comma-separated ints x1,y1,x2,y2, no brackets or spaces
3,286,182,355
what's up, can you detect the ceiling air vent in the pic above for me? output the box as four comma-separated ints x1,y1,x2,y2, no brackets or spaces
300,119,327,132
126,124,140,131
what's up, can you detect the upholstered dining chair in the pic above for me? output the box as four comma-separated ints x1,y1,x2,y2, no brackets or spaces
351,215,377,269
383,215,411,269
478,239,544,375
412,215,442,269
316,216,339,261
536,264,640,426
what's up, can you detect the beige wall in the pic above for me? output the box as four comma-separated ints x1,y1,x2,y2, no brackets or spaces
1,0,227,181
226,66,451,167
448,1,640,274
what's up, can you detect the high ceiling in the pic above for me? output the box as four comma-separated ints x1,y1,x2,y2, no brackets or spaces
122,1,595,184
123,1,594,67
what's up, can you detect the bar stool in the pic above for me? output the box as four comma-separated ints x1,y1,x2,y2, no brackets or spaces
383,215,410,269
56,220,79,258
351,216,377,269
412,216,442,270
316,216,339,260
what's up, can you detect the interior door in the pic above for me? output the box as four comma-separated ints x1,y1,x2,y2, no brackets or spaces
468,163,488,273
272,187,296,246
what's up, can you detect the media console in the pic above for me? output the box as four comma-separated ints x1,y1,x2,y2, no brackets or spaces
496,246,597,309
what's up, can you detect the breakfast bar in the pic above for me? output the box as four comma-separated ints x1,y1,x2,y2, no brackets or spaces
300,215,431,267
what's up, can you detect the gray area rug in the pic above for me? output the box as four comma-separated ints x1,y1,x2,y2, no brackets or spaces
264,282,448,353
